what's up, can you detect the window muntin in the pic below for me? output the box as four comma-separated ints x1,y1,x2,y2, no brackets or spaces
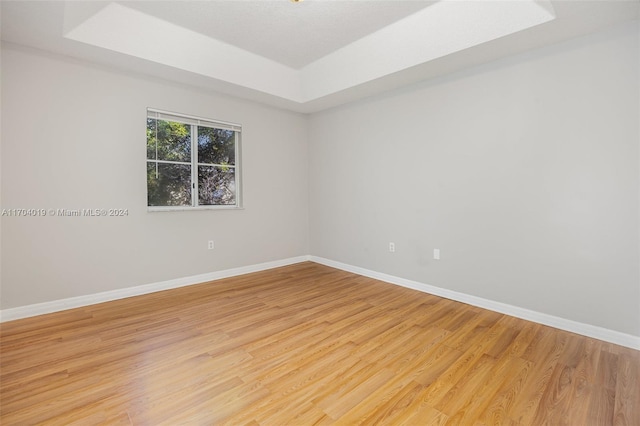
146,109,241,210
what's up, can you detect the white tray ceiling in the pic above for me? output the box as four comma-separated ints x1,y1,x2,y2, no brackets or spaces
2,1,638,112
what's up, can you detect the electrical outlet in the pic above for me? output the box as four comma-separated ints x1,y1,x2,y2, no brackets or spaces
389,242,395,253
433,248,440,260
208,241,215,250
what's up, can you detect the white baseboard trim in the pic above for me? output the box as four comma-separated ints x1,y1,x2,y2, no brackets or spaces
0,256,311,323
2,254,638,350
310,256,640,350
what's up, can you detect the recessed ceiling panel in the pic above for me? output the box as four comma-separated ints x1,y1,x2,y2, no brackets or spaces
63,0,556,103
119,0,433,69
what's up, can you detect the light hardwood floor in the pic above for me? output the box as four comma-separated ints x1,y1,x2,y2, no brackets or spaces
1,262,638,425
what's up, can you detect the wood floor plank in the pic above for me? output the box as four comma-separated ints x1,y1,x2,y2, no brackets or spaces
333,378,424,425
419,321,511,406
435,353,498,416
613,351,640,425
587,350,619,424
1,262,638,425
439,325,537,424
474,356,533,425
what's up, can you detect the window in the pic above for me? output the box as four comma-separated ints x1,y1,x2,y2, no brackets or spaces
146,109,242,210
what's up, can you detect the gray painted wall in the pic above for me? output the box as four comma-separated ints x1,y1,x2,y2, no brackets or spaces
308,22,640,337
1,46,309,309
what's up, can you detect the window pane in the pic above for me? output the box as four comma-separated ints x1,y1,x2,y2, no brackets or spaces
198,127,235,165
147,119,191,163
198,165,236,205
147,162,192,206
146,118,157,160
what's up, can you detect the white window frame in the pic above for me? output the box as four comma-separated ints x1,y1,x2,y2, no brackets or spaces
146,108,243,211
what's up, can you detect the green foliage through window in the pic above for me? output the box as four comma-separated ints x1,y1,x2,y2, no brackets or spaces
146,110,241,208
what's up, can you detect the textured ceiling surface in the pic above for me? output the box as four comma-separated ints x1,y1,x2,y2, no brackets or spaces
121,1,432,69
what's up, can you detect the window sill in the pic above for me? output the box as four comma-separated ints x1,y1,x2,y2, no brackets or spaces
148,206,244,212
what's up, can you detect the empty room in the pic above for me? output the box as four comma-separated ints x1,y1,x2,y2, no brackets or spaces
1,0,639,424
